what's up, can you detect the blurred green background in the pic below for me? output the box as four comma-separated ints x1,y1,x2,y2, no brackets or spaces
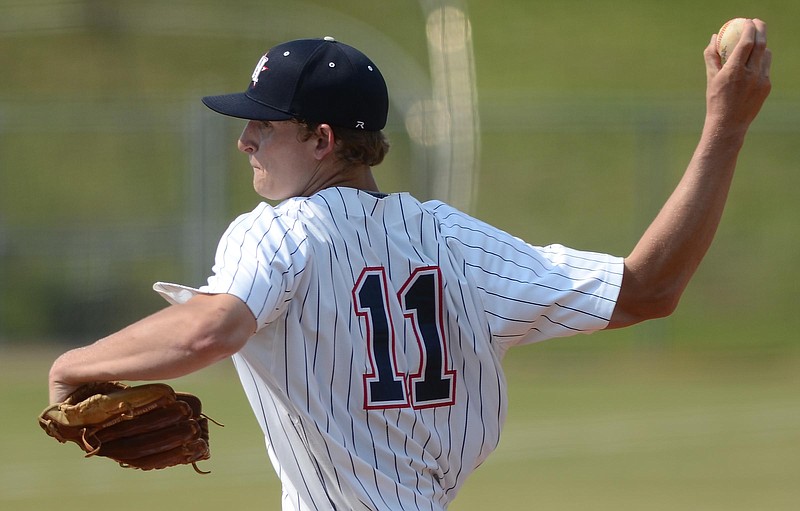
1,0,798,509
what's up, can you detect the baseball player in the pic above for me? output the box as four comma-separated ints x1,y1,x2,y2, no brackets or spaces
48,23,771,510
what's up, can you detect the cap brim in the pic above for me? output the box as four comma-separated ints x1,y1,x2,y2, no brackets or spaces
201,92,294,121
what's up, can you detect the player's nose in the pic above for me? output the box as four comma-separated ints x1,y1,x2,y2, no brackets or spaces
237,122,258,154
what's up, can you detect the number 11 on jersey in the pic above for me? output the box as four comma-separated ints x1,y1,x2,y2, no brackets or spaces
353,266,457,410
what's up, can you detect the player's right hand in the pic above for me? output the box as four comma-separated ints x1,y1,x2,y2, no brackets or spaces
703,19,772,134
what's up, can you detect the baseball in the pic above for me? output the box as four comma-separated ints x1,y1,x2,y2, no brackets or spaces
716,18,747,63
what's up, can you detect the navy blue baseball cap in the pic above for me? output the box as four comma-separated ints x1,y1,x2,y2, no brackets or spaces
202,37,388,131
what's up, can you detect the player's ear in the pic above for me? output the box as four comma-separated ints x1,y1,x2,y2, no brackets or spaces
312,123,336,160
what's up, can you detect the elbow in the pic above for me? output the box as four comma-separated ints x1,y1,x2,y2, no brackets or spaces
644,289,681,320
182,320,247,363
609,289,680,329
178,296,255,363
610,265,686,328
635,283,684,322
182,329,233,363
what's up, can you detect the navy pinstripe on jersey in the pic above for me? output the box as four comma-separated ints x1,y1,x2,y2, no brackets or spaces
155,187,623,511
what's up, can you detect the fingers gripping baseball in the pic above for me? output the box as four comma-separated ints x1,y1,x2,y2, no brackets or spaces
705,19,772,131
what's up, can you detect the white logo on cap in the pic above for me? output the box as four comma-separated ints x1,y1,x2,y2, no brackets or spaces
356,121,365,129
251,54,269,85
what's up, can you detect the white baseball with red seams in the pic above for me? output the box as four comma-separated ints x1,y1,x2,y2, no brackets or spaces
716,18,748,63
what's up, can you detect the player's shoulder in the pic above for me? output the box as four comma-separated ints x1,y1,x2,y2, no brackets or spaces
421,199,506,237
420,198,463,218
225,202,277,230
220,201,306,244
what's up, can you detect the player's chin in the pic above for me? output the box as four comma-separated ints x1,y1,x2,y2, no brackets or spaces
251,169,270,193
253,180,285,202
253,181,270,199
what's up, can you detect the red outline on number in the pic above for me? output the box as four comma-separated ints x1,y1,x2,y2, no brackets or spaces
400,266,457,409
353,267,409,410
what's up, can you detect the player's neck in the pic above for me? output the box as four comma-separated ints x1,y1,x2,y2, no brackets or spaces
317,164,381,194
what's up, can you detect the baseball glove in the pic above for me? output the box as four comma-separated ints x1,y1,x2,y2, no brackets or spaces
38,381,218,474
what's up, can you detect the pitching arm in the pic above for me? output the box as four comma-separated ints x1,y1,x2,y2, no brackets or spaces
607,19,772,329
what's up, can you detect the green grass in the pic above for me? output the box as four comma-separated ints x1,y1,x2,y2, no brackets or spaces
458,346,800,510
3,345,798,510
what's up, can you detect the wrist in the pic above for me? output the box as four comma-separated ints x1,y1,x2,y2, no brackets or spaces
701,116,748,153
48,353,82,403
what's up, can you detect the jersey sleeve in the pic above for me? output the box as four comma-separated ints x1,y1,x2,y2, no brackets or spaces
434,203,624,347
200,203,308,330
483,240,623,346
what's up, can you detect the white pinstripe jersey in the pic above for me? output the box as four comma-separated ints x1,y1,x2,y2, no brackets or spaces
155,187,623,510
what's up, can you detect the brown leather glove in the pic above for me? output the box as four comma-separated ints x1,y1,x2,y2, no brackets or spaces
39,381,216,474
